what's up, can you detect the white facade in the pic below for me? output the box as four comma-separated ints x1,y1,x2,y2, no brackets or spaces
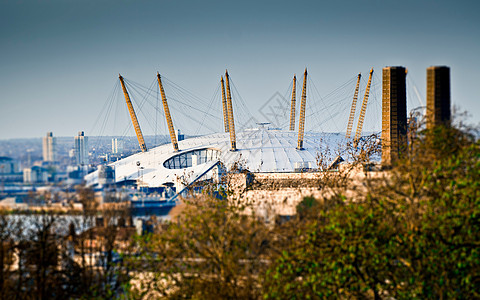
23,166,48,183
112,138,124,154
42,132,57,162
75,131,89,166
86,127,347,187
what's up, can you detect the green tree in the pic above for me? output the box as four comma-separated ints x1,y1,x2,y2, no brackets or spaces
128,196,271,299
264,124,480,299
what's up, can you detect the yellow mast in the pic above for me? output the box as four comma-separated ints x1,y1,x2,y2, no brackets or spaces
289,74,297,131
221,76,229,133
354,68,374,142
157,72,179,152
225,70,236,151
345,73,362,139
119,74,148,152
297,68,307,150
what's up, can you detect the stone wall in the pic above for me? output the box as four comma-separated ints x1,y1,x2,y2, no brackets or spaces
228,166,384,218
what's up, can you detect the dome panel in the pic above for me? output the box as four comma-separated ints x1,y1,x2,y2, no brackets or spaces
90,127,347,187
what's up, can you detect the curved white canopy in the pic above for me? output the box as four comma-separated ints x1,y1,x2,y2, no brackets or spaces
87,127,347,187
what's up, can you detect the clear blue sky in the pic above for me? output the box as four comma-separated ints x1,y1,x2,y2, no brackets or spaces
1,0,479,139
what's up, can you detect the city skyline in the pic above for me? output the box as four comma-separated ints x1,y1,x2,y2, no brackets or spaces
1,0,479,139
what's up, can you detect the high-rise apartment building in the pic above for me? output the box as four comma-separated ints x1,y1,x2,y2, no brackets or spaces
382,66,407,165
427,66,451,129
112,138,124,154
42,132,57,162
75,131,89,166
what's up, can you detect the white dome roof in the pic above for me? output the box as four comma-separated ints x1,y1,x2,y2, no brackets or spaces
91,127,347,187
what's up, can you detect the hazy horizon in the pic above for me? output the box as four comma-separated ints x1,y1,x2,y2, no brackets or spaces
1,0,479,139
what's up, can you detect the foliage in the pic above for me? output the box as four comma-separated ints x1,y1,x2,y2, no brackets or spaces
0,186,131,299
2,122,478,299
263,124,480,299
127,196,271,299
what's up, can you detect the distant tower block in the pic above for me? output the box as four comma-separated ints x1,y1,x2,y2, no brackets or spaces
382,66,407,165
42,132,57,162
112,138,124,154
75,131,89,166
427,66,451,129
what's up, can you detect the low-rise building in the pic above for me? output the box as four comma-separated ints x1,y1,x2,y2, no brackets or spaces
23,166,49,184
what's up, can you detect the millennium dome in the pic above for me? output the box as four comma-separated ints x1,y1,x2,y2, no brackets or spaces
86,126,346,187
85,68,379,188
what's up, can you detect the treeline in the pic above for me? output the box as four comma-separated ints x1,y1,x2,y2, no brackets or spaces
127,123,479,299
263,125,479,299
1,122,479,299
0,187,133,299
